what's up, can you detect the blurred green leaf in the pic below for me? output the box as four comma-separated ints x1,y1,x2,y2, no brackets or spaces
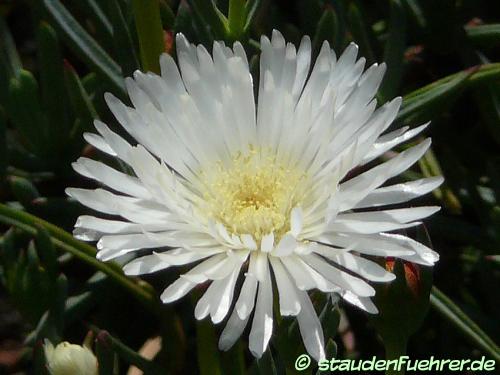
35,225,57,280
0,17,21,106
9,176,40,207
244,0,262,32
313,7,341,55
42,0,125,94
466,24,500,48
430,286,500,362
475,83,500,146
132,0,165,74
379,0,406,103
159,0,176,29
187,0,229,40
397,68,473,125
7,70,48,155
63,61,98,137
0,109,6,181
107,0,140,77
37,22,70,147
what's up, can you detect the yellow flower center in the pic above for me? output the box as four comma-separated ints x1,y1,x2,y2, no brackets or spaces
200,147,307,240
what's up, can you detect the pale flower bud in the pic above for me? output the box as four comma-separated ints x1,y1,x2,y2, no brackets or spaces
44,340,98,375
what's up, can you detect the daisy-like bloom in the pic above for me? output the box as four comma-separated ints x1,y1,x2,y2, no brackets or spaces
67,30,442,361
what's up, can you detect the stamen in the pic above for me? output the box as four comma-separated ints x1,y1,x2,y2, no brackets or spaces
200,147,307,242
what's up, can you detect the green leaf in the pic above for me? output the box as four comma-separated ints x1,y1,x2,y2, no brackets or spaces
228,0,246,42
107,0,140,77
35,225,58,279
379,0,406,103
0,18,22,106
63,61,99,137
187,0,229,40
430,286,500,362
244,0,262,32
0,109,6,181
9,176,40,207
466,24,500,48
42,0,125,95
132,0,165,74
7,70,48,155
313,7,341,56
37,22,70,146
474,83,500,146
397,68,473,125
159,0,176,29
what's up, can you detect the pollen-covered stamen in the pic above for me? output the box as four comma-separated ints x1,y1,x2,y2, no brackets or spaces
201,148,308,241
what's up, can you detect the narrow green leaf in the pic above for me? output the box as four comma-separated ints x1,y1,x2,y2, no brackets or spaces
132,0,165,73
35,225,58,279
0,109,6,181
0,18,22,106
397,69,473,125
187,0,229,40
9,176,40,207
228,0,246,41
347,2,376,65
379,0,406,103
430,286,500,362
466,24,500,48
313,7,340,55
37,22,70,145
107,0,140,77
74,0,114,43
33,340,50,375
474,83,500,146
159,0,176,29
7,70,48,154
48,274,68,339
42,0,125,94
63,61,98,136
244,0,262,32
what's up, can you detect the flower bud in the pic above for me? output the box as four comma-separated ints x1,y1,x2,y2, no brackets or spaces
44,340,98,375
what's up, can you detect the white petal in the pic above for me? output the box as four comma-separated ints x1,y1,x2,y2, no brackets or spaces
269,257,301,315
296,290,325,361
248,260,273,358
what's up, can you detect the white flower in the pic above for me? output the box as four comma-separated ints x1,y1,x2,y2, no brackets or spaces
44,340,98,375
67,30,442,361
